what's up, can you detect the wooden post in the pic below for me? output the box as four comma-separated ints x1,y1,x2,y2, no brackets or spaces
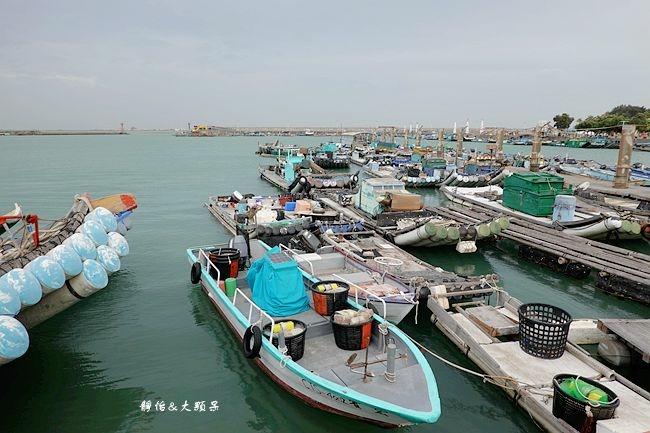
404,128,408,147
614,124,635,188
437,128,444,158
530,127,541,172
496,129,504,162
390,127,395,144
455,129,463,167
415,127,422,148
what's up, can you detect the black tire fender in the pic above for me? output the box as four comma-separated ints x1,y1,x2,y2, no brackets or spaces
243,325,262,359
190,262,201,284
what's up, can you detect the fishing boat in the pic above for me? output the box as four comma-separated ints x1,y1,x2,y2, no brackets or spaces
312,142,350,169
255,140,302,157
0,193,136,365
426,283,650,433
186,241,441,427
558,163,650,186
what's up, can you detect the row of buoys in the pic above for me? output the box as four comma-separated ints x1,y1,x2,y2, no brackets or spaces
444,172,492,188
394,216,510,247
310,176,355,189
617,219,642,236
0,206,131,365
257,218,312,237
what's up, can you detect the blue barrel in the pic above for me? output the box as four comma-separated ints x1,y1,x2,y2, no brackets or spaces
85,207,117,232
552,195,577,222
64,233,97,260
0,316,29,364
107,232,129,257
0,269,42,306
79,220,108,246
25,256,66,294
96,245,121,275
0,284,21,316
46,244,83,278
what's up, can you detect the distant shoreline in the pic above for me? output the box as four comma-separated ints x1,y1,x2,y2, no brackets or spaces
0,130,129,136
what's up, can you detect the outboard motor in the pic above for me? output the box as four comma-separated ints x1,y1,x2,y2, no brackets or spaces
231,190,244,203
229,235,250,269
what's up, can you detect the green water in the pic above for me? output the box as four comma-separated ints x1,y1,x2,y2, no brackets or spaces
0,134,648,433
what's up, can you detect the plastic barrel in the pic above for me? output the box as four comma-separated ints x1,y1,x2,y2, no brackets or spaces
225,277,237,296
68,259,109,295
552,195,576,222
46,244,83,278
85,207,118,233
107,232,129,257
64,233,98,260
0,316,29,365
0,269,42,306
95,245,121,275
208,248,240,281
24,256,66,294
78,220,109,246
0,284,21,316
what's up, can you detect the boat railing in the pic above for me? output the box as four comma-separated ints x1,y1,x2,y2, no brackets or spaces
232,288,275,343
332,273,387,319
279,243,315,275
198,248,221,283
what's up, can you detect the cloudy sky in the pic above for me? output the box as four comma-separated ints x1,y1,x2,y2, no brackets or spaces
1,0,648,130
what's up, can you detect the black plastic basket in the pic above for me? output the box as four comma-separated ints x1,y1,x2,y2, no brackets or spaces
310,280,350,316
552,374,619,433
518,303,572,359
263,320,307,361
332,319,372,351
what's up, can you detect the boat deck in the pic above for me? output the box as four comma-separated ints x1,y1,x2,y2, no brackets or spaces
427,296,650,433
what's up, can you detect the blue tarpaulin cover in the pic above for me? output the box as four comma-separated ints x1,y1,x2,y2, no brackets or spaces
247,246,310,317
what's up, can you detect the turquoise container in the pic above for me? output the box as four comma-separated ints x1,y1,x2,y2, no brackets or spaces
46,244,83,278
0,316,29,363
0,269,42,306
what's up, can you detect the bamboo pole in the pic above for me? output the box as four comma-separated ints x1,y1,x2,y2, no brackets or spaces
614,124,635,189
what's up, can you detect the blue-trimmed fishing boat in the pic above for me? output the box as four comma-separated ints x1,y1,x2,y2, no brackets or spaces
186,241,441,427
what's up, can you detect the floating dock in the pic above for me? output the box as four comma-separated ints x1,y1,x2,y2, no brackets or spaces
597,319,650,364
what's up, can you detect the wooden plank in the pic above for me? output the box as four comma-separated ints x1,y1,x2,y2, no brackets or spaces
466,305,518,337
598,319,650,363
450,313,495,344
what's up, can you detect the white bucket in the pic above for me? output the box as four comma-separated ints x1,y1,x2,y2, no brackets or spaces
68,259,108,296
552,195,576,222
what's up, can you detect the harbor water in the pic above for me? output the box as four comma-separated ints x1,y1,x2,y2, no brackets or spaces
1,134,648,433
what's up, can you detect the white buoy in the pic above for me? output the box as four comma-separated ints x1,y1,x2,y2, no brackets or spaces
17,259,109,329
0,316,29,365
85,207,117,232
24,256,66,294
0,284,21,316
63,233,97,260
46,244,83,278
0,269,42,306
78,220,108,246
107,232,129,257
95,245,121,275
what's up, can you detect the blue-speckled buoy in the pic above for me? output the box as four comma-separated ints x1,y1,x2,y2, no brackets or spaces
85,207,118,233
24,256,66,294
95,245,121,275
46,244,83,278
0,315,29,364
64,233,97,260
0,284,21,316
0,269,42,306
107,232,129,257
79,220,108,246
69,259,108,293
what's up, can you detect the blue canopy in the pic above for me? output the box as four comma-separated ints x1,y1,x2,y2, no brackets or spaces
247,246,310,317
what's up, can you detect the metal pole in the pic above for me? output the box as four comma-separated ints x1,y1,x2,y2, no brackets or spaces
614,124,635,188
455,128,463,167
530,127,541,172
496,129,504,162
437,128,444,158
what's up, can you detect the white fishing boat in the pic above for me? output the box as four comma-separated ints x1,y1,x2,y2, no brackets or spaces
186,241,441,427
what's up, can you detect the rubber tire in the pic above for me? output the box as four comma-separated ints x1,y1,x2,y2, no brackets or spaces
243,325,262,359
190,262,201,284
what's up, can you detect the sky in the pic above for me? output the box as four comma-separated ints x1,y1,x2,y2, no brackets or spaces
1,0,649,130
